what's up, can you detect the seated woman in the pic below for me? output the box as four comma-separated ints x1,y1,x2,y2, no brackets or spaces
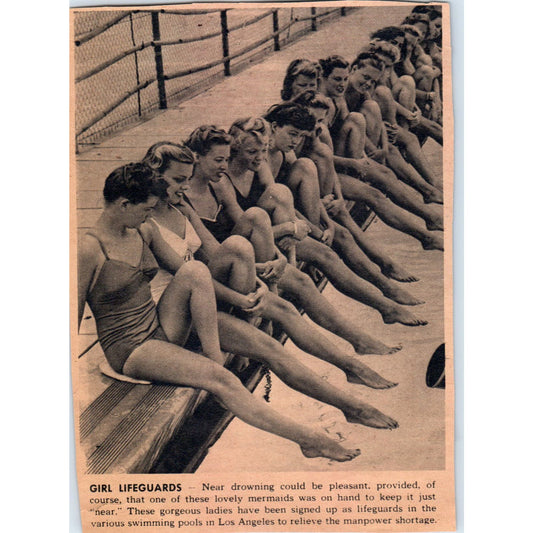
228,116,423,305
366,27,442,188
281,56,443,233
142,141,402,383
186,123,427,326
77,163,396,463
319,53,442,204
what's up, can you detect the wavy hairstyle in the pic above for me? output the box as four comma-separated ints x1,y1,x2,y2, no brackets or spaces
263,103,316,132
349,52,386,72
103,162,166,205
318,55,349,79
228,117,271,157
142,141,195,174
280,59,321,101
290,89,331,112
184,125,232,156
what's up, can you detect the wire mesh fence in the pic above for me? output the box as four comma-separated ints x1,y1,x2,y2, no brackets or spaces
73,6,353,150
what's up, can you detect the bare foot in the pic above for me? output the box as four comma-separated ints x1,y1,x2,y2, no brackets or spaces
343,402,399,429
382,307,428,326
353,336,403,356
382,263,419,283
422,235,444,251
382,285,425,306
423,190,444,205
300,436,361,462
426,217,444,232
345,359,398,389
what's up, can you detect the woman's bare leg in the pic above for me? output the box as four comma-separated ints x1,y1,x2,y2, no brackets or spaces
330,220,423,305
123,340,360,461
278,265,402,356
232,207,277,263
282,157,322,225
157,260,225,364
217,312,398,429
294,237,427,326
338,173,443,250
356,159,443,231
386,145,443,203
333,206,418,282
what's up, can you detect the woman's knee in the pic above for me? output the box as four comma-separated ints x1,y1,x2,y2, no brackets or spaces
242,206,271,229
204,363,242,395
220,235,255,262
398,75,416,90
263,183,294,208
176,259,211,286
291,157,319,179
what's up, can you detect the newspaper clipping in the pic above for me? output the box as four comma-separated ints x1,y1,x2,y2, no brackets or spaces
71,1,455,531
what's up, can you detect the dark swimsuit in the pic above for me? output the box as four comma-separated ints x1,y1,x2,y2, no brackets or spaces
227,171,264,211
86,230,168,373
275,151,293,185
329,99,345,139
183,184,235,243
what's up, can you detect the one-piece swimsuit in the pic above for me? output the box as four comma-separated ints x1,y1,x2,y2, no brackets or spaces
183,183,234,243
227,171,264,211
85,230,167,373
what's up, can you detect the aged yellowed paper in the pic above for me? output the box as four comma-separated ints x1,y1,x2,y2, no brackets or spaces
71,2,454,531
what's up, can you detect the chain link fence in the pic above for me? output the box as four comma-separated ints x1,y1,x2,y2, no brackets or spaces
74,6,353,150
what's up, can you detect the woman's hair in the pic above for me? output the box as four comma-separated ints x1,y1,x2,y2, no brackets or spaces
290,90,331,112
350,52,385,72
280,58,320,101
264,103,316,132
402,13,430,38
103,162,165,205
412,4,442,20
184,125,232,156
318,55,349,78
228,117,271,156
370,26,405,43
363,40,401,65
142,141,195,173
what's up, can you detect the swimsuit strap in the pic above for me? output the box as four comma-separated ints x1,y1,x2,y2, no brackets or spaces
86,232,110,260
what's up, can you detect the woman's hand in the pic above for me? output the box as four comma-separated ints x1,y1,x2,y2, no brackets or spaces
324,198,345,217
257,255,287,283
320,227,335,247
292,219,310,240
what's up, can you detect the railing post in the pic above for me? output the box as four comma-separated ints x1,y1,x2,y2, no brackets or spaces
341,7,347,16
272,10,280,51
220,10,231,76
151,11,167,109
311,7,317,31
129,13,142,117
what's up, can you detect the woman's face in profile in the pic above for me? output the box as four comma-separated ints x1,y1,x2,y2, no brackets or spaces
160,160,194,205
271,123,306,153
428,17,442,40
291,74,318,98
197,144,230,182
124,196,159,228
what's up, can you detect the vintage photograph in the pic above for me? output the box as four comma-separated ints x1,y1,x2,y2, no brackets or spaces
73,0,452,480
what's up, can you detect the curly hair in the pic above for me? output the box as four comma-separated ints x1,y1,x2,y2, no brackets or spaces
103,162,166,204
228,117,271,156
263,103,316,132
362,40,401,65
290,90,331,112
318,55,349,78
184,125,232,156
280,58,320,101
349,52,385,72
370,26,405,43
142,141,195,173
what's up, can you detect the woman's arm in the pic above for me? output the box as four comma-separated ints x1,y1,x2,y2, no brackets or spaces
141,220,185,274
77,236,99,330
213,177,245,224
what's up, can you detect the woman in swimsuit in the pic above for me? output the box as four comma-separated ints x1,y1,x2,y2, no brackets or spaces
319,54,443,204
185,124,426,331
77,163,396,462
365,29,442,189
281,57,444,234
142,141,403,384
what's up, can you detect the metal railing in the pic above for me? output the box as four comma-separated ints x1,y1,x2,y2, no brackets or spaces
74,6,352,149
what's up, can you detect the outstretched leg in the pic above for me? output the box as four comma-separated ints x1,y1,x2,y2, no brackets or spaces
278,265,402,355
217,312,399,429
295,237,428,327
124,340,360,462
338,173,443,251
